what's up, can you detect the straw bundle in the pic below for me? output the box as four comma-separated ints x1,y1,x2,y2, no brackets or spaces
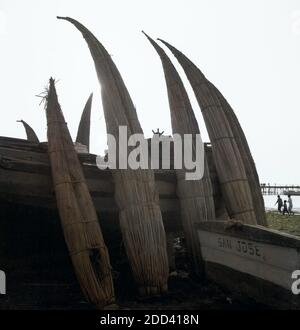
159,39,257,225
17,120,39,143
143,33,215,275
211,85,267,226
76,93,93,152
45,78,115,309
57,17,169,295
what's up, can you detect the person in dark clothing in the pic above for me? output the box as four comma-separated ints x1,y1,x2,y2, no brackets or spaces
275,195,283,213
282,200,290,215
288,194,294,215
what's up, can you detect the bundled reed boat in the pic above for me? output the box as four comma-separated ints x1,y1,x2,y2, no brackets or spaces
159,39,263,226
212,87,267,226
75,93,93,152
17,120,39,143
45,78,115,309
57,17,169,296
143,32,216,275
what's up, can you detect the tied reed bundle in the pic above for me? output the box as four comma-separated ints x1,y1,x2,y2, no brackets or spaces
45,78,115,309
76,93,93,152
143,32,216,276
17,120,39,143
57,17,169,296
159,39,257,225
211,85,267,226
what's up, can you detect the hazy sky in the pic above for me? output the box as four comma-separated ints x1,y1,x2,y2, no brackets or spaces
0,0,299,184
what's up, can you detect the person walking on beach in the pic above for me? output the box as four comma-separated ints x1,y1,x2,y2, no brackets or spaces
288,195,294,215
282,200,290,215
275,195,283,213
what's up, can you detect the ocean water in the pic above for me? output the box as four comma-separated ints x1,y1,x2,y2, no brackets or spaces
263,195,300,213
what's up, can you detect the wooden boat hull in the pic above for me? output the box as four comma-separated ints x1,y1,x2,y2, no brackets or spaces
0,137,226,231
196,221,300,309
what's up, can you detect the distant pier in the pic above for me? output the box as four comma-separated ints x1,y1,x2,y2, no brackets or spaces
260,184,300,196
